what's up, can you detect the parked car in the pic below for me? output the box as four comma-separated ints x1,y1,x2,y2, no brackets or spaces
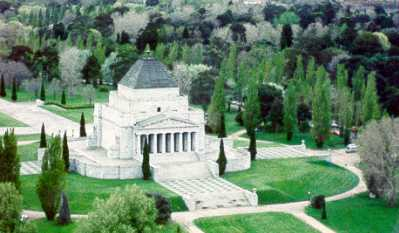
345,144,358,153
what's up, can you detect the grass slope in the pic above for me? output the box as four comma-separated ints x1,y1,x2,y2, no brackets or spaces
18,142,38,161
21,173,187,214
306,193,399,233
41,105,94,123
224,158,358,205
195,212,319,233
0,112,27,127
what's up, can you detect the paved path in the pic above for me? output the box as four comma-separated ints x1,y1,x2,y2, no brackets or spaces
0,99,83,137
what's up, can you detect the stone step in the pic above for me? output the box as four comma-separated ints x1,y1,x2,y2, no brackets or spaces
153,161,213,181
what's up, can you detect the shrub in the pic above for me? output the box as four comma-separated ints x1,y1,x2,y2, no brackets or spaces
0,183,22,233
311,195,326,209
146,193,171,225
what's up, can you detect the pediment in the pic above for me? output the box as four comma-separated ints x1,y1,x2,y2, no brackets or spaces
136,115,197,129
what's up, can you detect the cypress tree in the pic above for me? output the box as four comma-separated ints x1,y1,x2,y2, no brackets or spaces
0,74,6,97
244,75,260,161
40,79,46,101
62,132,69,172
280,24,293,49
218,113,226,138
142,140,151,180
40,123,47,148
80,113,87,137
11,77,17,101
362,72,380,124
217,139,227,176
57,192,71,225
283,83,297,141
207,61,226,134
61,89,66,105
0,130,20,190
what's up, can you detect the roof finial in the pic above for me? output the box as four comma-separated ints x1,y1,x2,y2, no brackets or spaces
144,44,152,59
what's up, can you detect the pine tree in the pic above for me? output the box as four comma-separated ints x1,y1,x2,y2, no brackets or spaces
181,44,192,64
80,113,87,137
217,139,227,176
362,72,380,124
0,74,6,97
218,113,227,138
207,62,226,134
283,83,297,141
82,55,101,87
244,75,260,161
36,136,65,220
11,77,17,101
61,89,66,105
40,123,47,148
167,42,179,66
142,140,151,180
62,132,69,172
311,67,332,148
154,43,166,62
57,192,71,225
0,130,20,190
280,24,293,49
40,79,46,101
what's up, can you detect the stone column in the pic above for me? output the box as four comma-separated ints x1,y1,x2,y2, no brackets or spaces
161,134,165,153
179,132,183,152
153,134,157,154
188,132,192,151
171,133,175,152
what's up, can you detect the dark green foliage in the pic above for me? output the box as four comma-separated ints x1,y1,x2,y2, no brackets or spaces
218,113,226,138
321,204,327,219
36,136,65,220
0,75,6,97
80,113,86,137
297,102,311,133
61,90,66,105
217,139,227,176
352,32,384,55
57,192,71,225
235,109,244,126
311,195,326,209
0,130,20,190
249,131,257,161
11,77,17,101
142,140,151,180
244,76,260,161
40,123,47,148
146,193,171,225
82,55,101,87
280,24,293,49
0,183,22,233
283,84,297,141
40,80,46,101
62,132,70,172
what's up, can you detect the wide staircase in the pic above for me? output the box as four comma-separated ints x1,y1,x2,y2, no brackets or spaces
153,160,258,210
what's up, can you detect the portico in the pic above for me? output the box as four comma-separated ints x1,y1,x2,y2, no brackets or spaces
137,131,198,155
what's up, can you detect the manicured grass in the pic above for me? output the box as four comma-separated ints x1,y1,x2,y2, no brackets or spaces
233,139,282,149
18,142,38,161
224,158,358,205
16,134,41,142
195,212,319,233
252,131,345,150
306,193,399,233
41,105,94,123
225,111,244,135
33,219,185,233
0,112,27,127
21,173,187,214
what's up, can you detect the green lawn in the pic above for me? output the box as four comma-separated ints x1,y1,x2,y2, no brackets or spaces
16,134,41,142
233,139,282,149
41,105,94,123
195,212,319,233
224,158,359,205
21,173,187,214
251,131,345,150
18,142,38,161
225,111,244,135
306,193,399,233
0,112,27,127
33,219,185,233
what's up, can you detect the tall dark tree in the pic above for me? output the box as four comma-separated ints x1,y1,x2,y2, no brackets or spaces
40,79,46,101
62,132,69,172
40,123,47,148
82,55,101,87
280,24,293,49
244,76,260,161
61,89,66,105
0,74,6,97
217,139,227,176
218,113,226,138
57,192,71,225
0,130,20,190
80,113,87,137
142,140,151,180
11,77,17,101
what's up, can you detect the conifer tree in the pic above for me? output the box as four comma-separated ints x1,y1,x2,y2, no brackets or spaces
155,43,166,62
57,192,71,225
11,77,17,101
40,123,47,148
62,132,70,172
218,113,227,138
36,136,65,220
40,79,46,101
283,83,298,141
80,113,87,137
142,140,151,180
244,75,260,161
61,89,66,105
362,72,380,124
311,67,332,148
82,55,101,87
0,130,20,190
207,62,226,134
0,74,6,97
280,24,293,49
217,139,227,176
